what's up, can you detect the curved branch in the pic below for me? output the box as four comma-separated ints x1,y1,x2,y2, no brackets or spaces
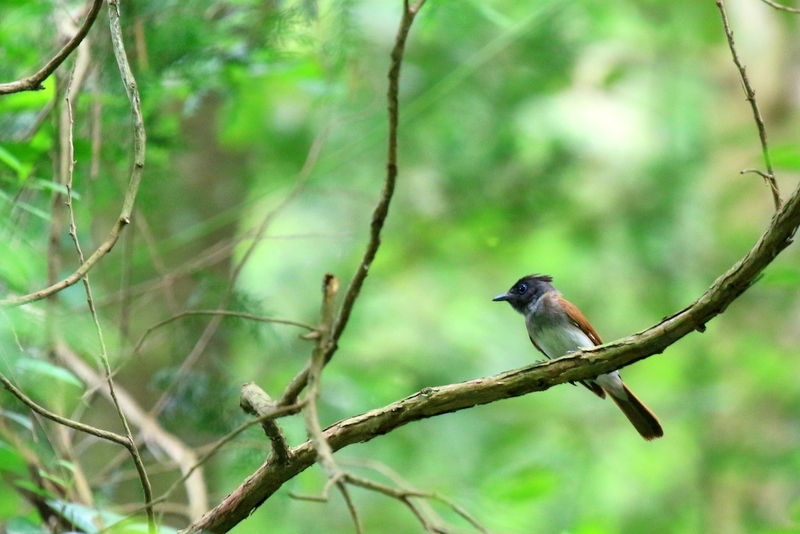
0,0,104,95
133,310,316,356
183,171,800,534
759,0,800,13
717,0,781,209
0,371,128,447
280,0,426,405
0,0,146,308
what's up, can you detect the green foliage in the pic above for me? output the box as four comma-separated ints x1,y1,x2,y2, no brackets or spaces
2,0,800,533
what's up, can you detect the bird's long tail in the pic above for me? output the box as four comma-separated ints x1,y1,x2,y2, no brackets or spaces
606,383,664,441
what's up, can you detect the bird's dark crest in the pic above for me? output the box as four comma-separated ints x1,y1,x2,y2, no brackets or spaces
525,273,553,284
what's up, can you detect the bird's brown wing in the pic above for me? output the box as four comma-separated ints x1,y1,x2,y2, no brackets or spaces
554,295,606,398
556,295,603,345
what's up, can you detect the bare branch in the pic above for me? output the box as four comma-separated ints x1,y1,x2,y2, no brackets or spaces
55,12,155,532
0,0,104,95
339,483,363,534
133,310,316,356
0,0,147,307
759,0,800,13
0,371,127,446
716,0,782,209
55,342,209,521
304,275,339,453
68,222,157,530
328,0,427,357
240,383,290,465
298,275,360,529
183,162,800,533
281,0,426,405
344,473,489,534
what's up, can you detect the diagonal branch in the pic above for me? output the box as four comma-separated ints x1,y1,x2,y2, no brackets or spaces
184,160,800,534
55,342,208,521
0,372,128,447
280,0,426,406
716,0,782,209
0,0,104,95
328,0,427,349
759,0,800,13
0,0,146,308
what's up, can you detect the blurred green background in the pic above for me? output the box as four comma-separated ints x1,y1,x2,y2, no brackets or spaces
2,0,800,533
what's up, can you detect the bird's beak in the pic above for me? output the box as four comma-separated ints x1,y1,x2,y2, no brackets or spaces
492,292,511,302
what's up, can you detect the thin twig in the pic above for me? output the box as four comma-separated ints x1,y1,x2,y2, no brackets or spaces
147,123,330,420
328,0,427,359
183,161,800,531
338,457,488,533
52,48,94,505
0,0,104,95
339,483,363,534
344,473,489,533
0,372,127,446
0,0,146,307
280,0,427,405
299,275,362,531
133,310,316,355
44,19,95,507
339,457,446,528
759,0,800,13
716,0,782,210
98,402,303,534
63,96,156,533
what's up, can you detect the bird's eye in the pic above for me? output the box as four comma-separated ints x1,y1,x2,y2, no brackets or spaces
516,283,527,294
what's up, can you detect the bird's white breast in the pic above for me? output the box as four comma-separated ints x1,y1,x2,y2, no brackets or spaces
528,321,594,359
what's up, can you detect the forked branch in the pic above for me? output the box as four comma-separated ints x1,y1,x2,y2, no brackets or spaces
280,0,427,406
0,0,146,307
0,0,104,95
717,0,782,209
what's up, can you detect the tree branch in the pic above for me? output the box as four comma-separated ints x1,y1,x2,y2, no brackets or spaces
55,342,208,521
759,0,800,13
0,0,146,308
183,161,800,533
240,383,290,465
0,372,128,447
0,0,104,95
280,0,426,406
717,0,782,209
133,310,315,356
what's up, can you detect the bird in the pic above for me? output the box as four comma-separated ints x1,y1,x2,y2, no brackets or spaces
493,274,663,441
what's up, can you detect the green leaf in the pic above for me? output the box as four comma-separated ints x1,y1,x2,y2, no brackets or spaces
6,517,49,534
0,189,50,220
13,480,55,500
0,410,33,431
0,441,28,475
43,501,144,534
15,358,83,388
0,145,27,180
